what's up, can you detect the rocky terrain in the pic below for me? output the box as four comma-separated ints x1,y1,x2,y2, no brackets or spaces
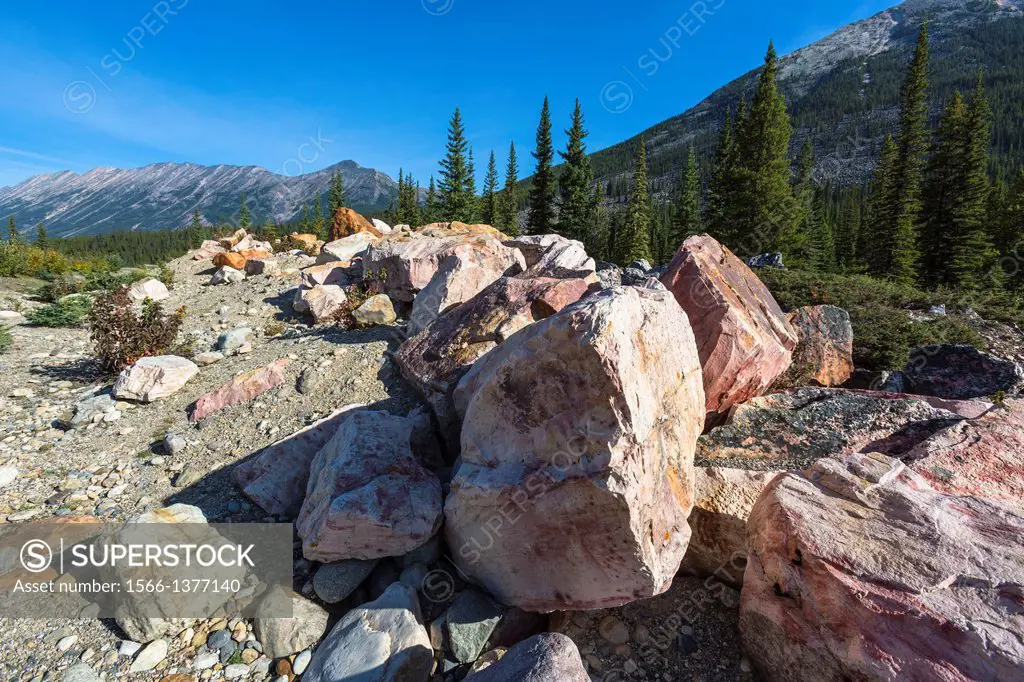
1,210,1023,682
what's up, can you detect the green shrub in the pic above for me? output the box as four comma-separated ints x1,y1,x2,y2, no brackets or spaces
89,287,185,373
25,295,94,327
0,327,11,354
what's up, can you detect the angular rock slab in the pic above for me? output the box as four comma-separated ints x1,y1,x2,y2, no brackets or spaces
660,235,797,417
316,232,380,265
464,633,588,681
395,276,590,453
779,305,854,387
253,588,330,658
446,286,706,611
503,234,596,280
741,452,1024,682
329,207,383,241
352,294,397,327
903,343,1024,400
303,583,432,682
213,252,247,270
905,398,1024,514
233,404,365,517
127,278,170,304
300,284,347,323
698,388,965,470
296,410,442,562
112,355,199,403
188,358,289,422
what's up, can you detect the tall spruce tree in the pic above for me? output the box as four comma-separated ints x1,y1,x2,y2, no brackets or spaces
188,210,204,247
498,142,520,234
527,97,556,235
734,43,797,256
35,223,48,249
328,171,346,216
706,103,742,243
788,138,816,265
887,23,931,285
482,151,500,225
425,176,440,224
920,91,968,286
466,147,478,222
805,190,836,272
588,183,610,261
301,203,311,233
439,107,473,222
862,137,900,274
622,137,653,264
671,147,702,248
557,99,595,243
5,216,14,243
239,191,251,229
312,192,326,238
835,192,861,270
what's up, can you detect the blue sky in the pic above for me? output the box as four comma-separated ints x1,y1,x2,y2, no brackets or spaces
0,0,897,188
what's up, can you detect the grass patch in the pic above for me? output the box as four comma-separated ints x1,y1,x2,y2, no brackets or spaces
759,269,994,371
0,326,11,354
25,294,94,328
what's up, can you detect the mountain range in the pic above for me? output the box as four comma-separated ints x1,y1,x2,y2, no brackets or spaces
3,0,1024,237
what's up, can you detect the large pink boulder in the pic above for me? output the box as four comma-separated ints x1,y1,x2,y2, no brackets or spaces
660,235,797,418
296,410,442,562
188,359,289,422
363,233,523,303
445,286,706,611
905,398,1024,514
741,452,1024,681
395,276,590,452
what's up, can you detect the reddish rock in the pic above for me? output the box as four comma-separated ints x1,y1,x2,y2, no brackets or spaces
660,235,797,418
329,207,382,241
213,252,248,271
741,452,1024,682
300,285,347,323
777,305,853,387
296,410,442,562
300,263,358,289
219,229,247,249
193,240,227,260
234,405,365,517
446,287,705,611
395,276,590,451
235,248,274,261
905,398,1024,514
188,359,290,422
680,467,776,587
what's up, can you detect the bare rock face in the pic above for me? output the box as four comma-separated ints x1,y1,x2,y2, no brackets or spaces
329,207,383,241
316,232,380,265
408,247,526,336
296,410,442,562
503,234,596,280
364,233,523,303
778,305,854,387
659,235,797,418
188,359,290,422
698,388,965,470
446,286,705,611
395,276,590,452
905,398,1024,514
126,278,170,304
741,452,1024,682
903,343,1024,400
112,356,199,403
234,405,365,517
680,467,775,587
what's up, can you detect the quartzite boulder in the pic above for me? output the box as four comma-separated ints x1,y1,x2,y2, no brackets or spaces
905,398,1024,514
504,234,596,280
903,343,1024,400
188,358,289,422
126,278,170,304
253,588,330,659
296,410,442,562
352,294,397,327
778,305,854,387
446,286,705,611
697,388,965,470
464,633,588,681
741,452,1024,682
329,207,383,241
112,356,199,403
297,284,348,323
210,266,245,285
660,235,797,417
395,276,590,452
316,232,380,265
213,252,248,271
234,405,365,517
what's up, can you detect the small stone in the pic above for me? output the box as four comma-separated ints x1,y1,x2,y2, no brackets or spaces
57,635,79,652
193,651,219,670
274,659,292,677
218,328,253,353
165,434,187,456
119,640,143,657
130,639,169,673
240,648,259,665
292,650,311,675
207,629,232,651
598,616,630,645
312,559,378,604
224,663,249,680
446,589,505,663
62,664,99,682
0,466,19,489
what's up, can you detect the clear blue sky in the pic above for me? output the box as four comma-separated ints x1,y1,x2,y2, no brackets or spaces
0,0,897,188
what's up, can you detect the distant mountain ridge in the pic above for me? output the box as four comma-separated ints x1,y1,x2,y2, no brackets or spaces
589,0,1024,201
0,160,399,238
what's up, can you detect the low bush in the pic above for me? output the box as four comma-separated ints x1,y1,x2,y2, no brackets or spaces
25,295,94,327
759,269,991,371
89,287,185,373
0,327,11,354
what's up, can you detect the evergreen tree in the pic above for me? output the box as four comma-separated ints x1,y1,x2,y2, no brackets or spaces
527,97,556,235
588,183,610,261
482,151,500,225
835,192,861,270
920,92,968,287
466,147,478,222
329,171,346,216
557,99,595,243
887,23,931,285
706,104,741,243
239,191,251,229
312,192,326,238
188,210,204,247
1004,169,1024,288
805,190,836,271
498,142,520,234
788,138,816,266
622,137,652,264
262,219,277,240
396,169,420,226
439,108,474,222
733,43,797,255
300,203,311,234
862,137,900,274
425,176,440,224
35,222,48,250
671,146,702,249
7,216,18,243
